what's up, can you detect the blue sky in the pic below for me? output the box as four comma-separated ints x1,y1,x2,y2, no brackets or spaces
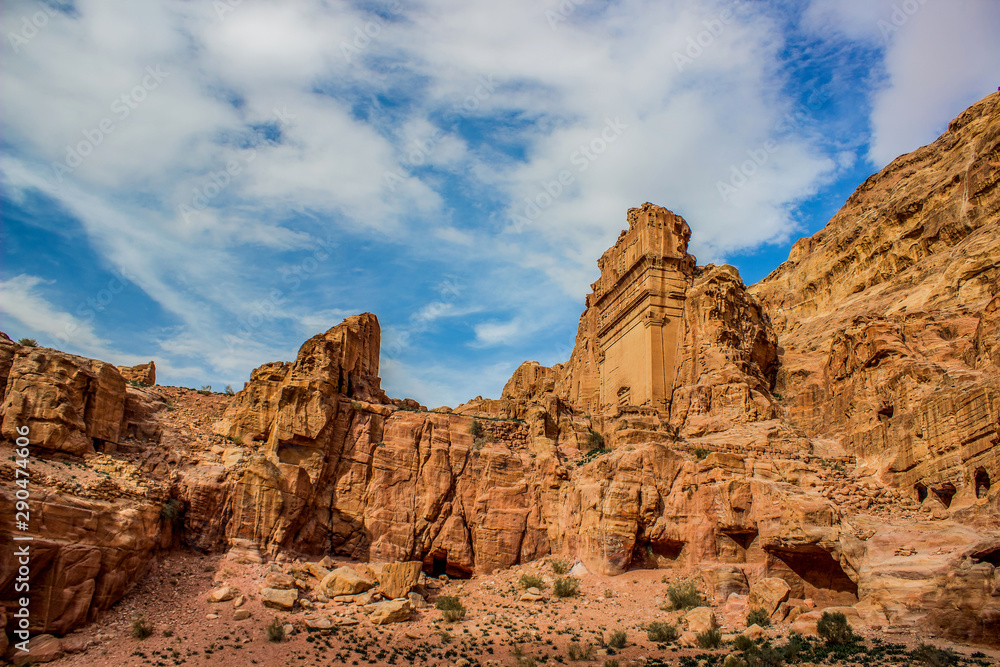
1,0,998,407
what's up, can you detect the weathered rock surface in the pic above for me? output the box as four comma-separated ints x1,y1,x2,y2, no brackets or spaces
117,361,156,386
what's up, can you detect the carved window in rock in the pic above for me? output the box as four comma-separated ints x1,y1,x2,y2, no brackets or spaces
617,385,631,406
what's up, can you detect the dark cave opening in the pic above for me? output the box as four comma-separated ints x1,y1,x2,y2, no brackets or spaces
932,482,956,508
915,482,928,503
974,468,991,499
769,546,859,602
629,538,686,569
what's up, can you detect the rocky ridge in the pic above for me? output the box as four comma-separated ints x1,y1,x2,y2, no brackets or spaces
1,93,999,660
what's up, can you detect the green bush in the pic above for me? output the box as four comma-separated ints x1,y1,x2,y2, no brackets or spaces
607,630,627,649
603,661,619,667
911,643,960,667
567,642,594,661
131,614,154,640
17,337,38,347
746,607,771,627
733,634,755,652
666,580,705,610
442,607,466,622
224,384,236,396
552,577,580,598
198,385,212,395
519,574,545,590
587,429,605,450
160,499,183,525
646,621,678,643
693,447,710,460
435,595,464,610
471,419,485,437
816,611,854,645
266,617,286,642
696,628,722,649
550,558,570,575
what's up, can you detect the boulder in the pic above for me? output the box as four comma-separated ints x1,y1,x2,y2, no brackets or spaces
264,572,297,590
378,561,422,600
748,578,791,616
685,607,717,634
13,634,63,665
365,598,412,625
208,586,235,603
260,587,298,610
234,609,250,621
320,566,374,597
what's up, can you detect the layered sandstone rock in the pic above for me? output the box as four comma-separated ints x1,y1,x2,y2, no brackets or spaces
750,91,1000,511
117,361,156,386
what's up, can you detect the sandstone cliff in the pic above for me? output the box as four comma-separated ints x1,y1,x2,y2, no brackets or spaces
750,91,1000,513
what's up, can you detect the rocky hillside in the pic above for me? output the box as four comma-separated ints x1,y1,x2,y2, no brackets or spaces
1,93,999,661
750,91,1000,509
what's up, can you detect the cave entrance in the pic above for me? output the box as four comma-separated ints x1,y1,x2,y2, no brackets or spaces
768,546,858,606
424,549,449,578
932,482,957,508
915,483,928,503
92,437,104,452
971,547,1000,567
629,538,685,570
974,468,991,499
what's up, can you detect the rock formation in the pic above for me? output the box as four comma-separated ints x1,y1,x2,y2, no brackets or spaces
117,361,156,386
1,92,998,651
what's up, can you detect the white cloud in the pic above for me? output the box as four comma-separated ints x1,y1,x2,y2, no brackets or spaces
804,0,1000,166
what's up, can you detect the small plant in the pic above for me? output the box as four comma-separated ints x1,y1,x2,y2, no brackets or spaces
816,611,854,645
224,384,236,396
17,337,38,347
666,579,705,610
911,643,960,667
162,628,174,637
604,588,613,598
436,595,466,622
607,630,627,649
351,400,364,411
696,628,722,649
586,429,604,451
733,634,755,652
746,607,771,627
692,447,710,460
160,499,183,525
550,558,570,575
471,420,485,438
567,642,595,661
519,574,545,590
552,576,580,598
603,661,619,667
516,658,537,667
131,613,154,640
266,617,286,642
227,434,244,446
198,385,213,395
646,621,678,644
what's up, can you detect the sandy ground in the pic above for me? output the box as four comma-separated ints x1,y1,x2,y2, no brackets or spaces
44,551,1000,667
